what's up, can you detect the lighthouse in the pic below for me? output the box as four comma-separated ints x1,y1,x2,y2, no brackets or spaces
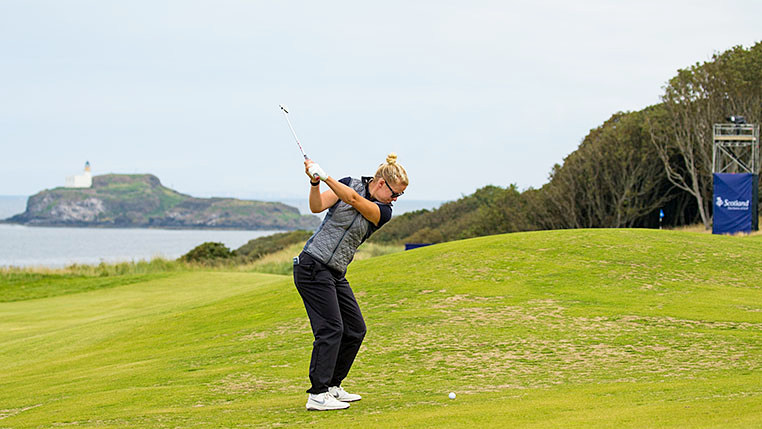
65,161,93,188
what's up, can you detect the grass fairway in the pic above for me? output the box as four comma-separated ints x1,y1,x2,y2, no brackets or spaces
1,229,761,428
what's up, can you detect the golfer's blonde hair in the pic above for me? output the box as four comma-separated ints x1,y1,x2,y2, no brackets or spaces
374,153,409,186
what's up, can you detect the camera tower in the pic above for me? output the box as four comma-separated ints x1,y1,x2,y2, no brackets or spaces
712,116,759,234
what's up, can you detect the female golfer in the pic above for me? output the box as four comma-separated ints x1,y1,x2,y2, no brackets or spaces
293,153,408,411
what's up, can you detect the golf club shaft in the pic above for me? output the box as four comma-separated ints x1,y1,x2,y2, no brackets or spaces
279,105,308,160
279,105,319,180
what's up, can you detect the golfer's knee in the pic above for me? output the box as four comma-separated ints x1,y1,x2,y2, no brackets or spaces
317,320,344,340
345,324,366,342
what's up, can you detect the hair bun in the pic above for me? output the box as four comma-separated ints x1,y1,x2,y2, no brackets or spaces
386,153,398,165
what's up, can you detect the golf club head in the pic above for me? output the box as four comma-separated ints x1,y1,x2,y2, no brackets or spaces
279,104,289,114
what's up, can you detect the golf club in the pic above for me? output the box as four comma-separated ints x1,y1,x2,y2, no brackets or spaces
279,104,309,160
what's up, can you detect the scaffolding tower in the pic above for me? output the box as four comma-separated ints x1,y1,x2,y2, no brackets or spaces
712,119,760,234
712,122,759,174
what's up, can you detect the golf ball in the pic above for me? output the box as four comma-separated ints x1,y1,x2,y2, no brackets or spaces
448,392,456,400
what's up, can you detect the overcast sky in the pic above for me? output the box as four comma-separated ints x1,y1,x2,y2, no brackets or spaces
1,1,760,202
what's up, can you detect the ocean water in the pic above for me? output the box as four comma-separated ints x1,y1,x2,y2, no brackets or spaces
0,196,443,268
0,224,279,268
0,196,277,267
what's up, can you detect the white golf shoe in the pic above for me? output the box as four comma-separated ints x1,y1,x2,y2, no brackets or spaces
328,385,362,402
306,392,350,411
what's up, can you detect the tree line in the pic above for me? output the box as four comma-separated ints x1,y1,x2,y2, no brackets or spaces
370,42,762,244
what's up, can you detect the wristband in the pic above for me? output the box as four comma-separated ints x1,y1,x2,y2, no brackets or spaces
310,180,320,186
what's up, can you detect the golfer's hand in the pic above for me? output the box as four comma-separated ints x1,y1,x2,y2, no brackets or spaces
304,160,317,181
305,160,327,181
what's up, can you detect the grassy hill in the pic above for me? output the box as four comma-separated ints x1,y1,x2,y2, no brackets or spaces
1,229,761,428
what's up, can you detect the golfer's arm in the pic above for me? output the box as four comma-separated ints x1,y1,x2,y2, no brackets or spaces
309,183,339,213
323,177,381,226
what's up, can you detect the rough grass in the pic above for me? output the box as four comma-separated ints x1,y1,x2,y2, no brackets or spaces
0,229,760,428
0,258,187,302
669,216,762,236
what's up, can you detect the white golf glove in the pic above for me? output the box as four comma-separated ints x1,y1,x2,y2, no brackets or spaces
308,163,328,181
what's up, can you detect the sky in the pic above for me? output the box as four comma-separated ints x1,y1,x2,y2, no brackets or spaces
1,1,761,202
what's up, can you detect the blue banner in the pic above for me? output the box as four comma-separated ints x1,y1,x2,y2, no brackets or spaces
713,173,754,234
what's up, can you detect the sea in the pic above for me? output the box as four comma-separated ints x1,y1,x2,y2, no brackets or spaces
0,196,442,268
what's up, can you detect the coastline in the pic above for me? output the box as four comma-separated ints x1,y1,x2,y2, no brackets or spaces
1,196,444,228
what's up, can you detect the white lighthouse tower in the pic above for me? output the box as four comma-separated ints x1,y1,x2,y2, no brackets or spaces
65,161,93,188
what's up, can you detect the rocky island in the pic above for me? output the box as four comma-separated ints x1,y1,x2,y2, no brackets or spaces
4,174,320,230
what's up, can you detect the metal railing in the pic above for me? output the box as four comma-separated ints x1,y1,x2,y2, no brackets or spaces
712,123,759,174
713,124,757,140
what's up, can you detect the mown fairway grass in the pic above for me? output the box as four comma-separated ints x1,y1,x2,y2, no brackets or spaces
1,229,761,428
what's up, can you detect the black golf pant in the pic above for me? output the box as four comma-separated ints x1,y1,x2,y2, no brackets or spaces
293,252,367,394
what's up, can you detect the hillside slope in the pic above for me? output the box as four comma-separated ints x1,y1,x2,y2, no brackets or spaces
4,174,320,230
1,229,760,428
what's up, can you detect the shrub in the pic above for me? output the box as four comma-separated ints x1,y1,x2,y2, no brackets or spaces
180,242,237,264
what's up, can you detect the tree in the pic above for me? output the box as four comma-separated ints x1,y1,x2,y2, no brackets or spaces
591,109,673,227
369,185,533,244
649,43,762,229
531,110,673,229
